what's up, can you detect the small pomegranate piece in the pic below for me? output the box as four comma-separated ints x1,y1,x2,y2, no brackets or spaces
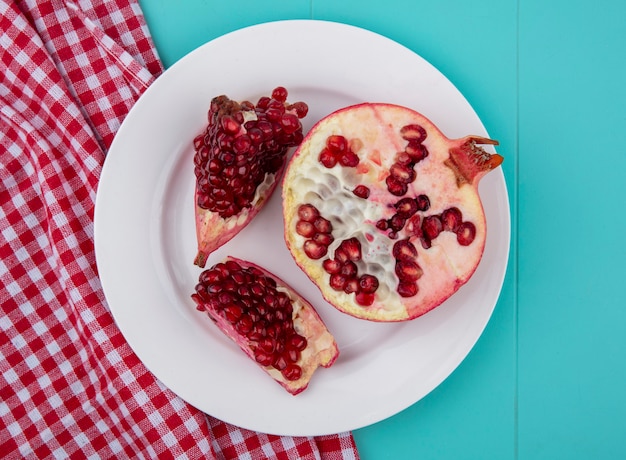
192,256,339,395
282,103,503,321
193,88,308,267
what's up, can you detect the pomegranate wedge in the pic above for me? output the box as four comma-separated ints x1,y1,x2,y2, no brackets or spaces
282,103,503,322
193,87,308,267
192,257,339,395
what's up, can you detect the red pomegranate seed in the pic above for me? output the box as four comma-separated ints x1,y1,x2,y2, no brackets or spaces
355,292,375,306
352,185,370,199
358,274,379,294
272,354,288,371
289,101,309,118
282,363,303,381
319,147,338,168
405,141,428,161
313,216,332,234
394,197,418,217
295,220,316,238
326,135,348,153
397,281,418,297
415,194,430,211
395,259,423,282
286,334,308,351
392,239,418,260
386,176,408,196
329,274,348,291
340,261,358,278
254,348,274,366
280,113,300,134
422,215,443,240
297,204,319,222
313,232,334,246
271,86,288,102
303,240,328,259
442,207,463,232
223,304,243,323
456,221,476,246
323,259,342,274
337,238,361,261
343,279,359,294
400,124,427,142
390,163,416,184
339,151,359,167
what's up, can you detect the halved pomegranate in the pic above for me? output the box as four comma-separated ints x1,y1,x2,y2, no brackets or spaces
191,256,339,395
282,103,503,322
193,87,308,267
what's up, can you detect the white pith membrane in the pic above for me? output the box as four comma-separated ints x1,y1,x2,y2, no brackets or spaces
283,104,494,321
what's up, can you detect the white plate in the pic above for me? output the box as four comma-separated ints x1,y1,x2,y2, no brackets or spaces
95,19,510,436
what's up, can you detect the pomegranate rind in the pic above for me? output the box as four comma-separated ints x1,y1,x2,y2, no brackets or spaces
193,256,339,395
282,103,502,322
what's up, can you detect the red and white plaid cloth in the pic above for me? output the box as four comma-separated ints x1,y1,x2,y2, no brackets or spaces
0,1,360,458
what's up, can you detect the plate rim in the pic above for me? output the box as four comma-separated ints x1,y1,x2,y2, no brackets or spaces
94,18,511,436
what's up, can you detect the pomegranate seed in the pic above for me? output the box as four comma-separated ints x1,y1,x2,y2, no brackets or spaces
339,151,359,167
390,162,416,184
389,214,407,232
222,303,243,323
221,115,240,135
422,215,443,240
343,279,359,294
400,124,427,142
313,232,334,246
271,86,288,102
386,176,408,196
405,141,428,162
282,363,303,381
329,274,348,291
442,207,463,232
303,240,328,259
319,148,338,168
256,96,271,109
340,261,358,278
323,259,342,274
394,197,418,217
286,334,308,351
337,238,361,261
289,101,309,118
272,354,288,371
358,274,379,294
395,260,423,282
355,292,375,306
392,239,418,260
313,216,332,234
375,219,388,231
295,220,316,238
281,113,300,134
297,204,319,222
254,349,274,366
352,185,370,198
235,315,254,335
456,221,476,246
416,194,430,211
397,281,419,297
326,135,348,153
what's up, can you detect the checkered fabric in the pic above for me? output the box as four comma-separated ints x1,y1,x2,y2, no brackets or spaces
0,1,360,458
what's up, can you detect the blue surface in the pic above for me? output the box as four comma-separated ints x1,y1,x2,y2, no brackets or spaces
138,0,626,458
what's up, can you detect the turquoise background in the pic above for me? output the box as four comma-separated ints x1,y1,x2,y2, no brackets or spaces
138,1,626,458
